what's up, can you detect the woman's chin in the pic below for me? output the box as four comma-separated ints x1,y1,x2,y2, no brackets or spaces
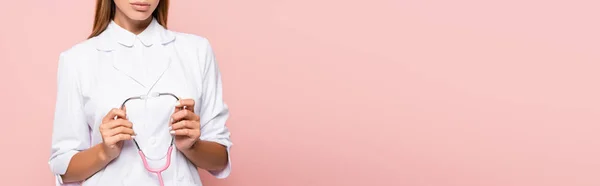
125,13,153,21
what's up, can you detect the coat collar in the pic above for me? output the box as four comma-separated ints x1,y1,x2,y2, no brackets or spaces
95,18,176,51
94,18,175,88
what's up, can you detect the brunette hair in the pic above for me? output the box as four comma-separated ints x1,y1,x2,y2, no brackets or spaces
88,0,169,38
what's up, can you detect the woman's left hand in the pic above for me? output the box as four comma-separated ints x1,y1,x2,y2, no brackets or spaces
170,99,201,150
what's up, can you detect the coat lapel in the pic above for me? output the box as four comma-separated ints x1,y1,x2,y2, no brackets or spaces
95,18,176,89
112,49,147,87
143,44,172,89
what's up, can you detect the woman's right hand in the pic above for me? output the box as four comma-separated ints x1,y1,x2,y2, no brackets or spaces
99,108,135,161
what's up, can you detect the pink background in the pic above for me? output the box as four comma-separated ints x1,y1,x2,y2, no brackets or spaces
1,0,599,185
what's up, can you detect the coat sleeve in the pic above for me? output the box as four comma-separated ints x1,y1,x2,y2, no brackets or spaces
196,39,233,179
48,52,90,186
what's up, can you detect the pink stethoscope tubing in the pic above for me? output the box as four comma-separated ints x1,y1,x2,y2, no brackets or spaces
137,146,174,186
120,92,179,186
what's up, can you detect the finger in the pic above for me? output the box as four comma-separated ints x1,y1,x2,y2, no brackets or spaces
171,109,199,123
170,120,198,131
169,128,197,137
105,134,133,145
112,134,134,142
174,99,195,112
106,126,136,137
102,108,126,123
104,119,133,129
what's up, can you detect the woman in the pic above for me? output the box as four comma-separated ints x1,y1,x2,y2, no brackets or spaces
48,0,232,185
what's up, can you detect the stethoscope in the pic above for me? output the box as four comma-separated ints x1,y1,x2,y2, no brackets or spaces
120,92,179,186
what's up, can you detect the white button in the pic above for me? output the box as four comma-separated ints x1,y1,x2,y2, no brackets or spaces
149,137,156,145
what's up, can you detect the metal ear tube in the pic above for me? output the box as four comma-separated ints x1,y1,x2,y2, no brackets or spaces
119,92,180,186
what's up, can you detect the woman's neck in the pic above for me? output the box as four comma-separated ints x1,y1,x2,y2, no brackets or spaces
113,11,152,35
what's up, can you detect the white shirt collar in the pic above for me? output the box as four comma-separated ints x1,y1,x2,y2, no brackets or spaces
96,18,175,51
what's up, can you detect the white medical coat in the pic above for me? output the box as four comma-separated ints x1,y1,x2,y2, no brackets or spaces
48,18,232,186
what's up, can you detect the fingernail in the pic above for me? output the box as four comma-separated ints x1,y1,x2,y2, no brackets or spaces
168,126,172,130
169,130,175,135
174,101,181,107
131,135,136,139
170,118,173,123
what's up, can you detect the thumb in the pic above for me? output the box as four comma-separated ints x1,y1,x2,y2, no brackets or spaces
120,105,128,120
